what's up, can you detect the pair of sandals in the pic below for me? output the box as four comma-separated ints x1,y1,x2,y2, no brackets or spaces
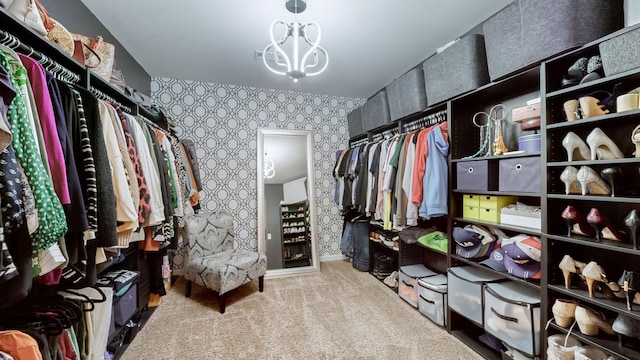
561,55,604,88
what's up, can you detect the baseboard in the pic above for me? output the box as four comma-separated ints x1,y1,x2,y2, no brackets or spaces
320,254,348,262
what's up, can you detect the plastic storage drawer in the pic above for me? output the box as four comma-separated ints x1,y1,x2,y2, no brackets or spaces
483,281,541,357
417,274,448,327
398,264,437,308
448,266,505,326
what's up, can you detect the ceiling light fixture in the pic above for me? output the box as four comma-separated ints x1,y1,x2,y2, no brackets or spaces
263,0,328,82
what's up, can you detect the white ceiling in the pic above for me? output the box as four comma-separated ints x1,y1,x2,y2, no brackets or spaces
79,0,512,99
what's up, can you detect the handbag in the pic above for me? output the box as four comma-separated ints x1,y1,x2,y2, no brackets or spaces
109,68,127,92
33,0,74,56
7,0,47,36
72,33,115,81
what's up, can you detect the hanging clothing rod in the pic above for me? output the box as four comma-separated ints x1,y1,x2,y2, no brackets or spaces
402,110,447,132
0,29,81,84
349,137,369,148
91,86,132,114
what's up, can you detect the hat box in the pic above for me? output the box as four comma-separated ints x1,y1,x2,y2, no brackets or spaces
518,134,541,152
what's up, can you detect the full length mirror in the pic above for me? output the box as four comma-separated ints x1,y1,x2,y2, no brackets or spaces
257,129,320,277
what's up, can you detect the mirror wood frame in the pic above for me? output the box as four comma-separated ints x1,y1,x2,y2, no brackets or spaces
257,128,320,278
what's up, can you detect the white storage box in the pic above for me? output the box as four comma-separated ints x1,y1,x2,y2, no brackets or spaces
483,281,541,357
448,266,505,325
418,274,448,327
398,264,437,308
500,205,541,230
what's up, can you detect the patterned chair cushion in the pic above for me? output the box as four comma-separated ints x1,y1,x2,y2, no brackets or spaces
181,212,267,295
186,250,267,295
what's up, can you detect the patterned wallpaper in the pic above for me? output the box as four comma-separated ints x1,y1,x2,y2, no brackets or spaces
151,78,364,258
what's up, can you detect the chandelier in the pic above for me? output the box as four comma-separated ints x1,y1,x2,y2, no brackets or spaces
264,158,275,179
263,0,329,82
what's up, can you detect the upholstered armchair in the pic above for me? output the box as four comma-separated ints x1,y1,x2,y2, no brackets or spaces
181,212,267,313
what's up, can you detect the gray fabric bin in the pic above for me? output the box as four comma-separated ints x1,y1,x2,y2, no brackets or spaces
600,26,640,77
347,106,365,139
456,160,498,191
386,67,427,120
422,34,489,106
483,0,623,81
498,157,541,193
363,90,391,132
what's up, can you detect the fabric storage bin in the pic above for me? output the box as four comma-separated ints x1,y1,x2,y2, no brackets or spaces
422,34,489,106
483,0,623,81
456,160,498,191
498,157,541,193
386,67,427,120
448,266,505,326
418,274,448,327
600,26,640,77
113,283,138,326
362,90,391,132
483,281,541,357
347,106,365,139
398,264,437,308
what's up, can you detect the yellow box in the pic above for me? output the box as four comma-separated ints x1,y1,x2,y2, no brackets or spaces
479,195,517,210
479,207,500,223
463,205,479,220
462,194,480,207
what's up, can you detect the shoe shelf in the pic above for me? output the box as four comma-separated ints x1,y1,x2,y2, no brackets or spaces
549,285,640,322
547,321,640,360
547,194,640,204
546,67,640,100
548,234,640,256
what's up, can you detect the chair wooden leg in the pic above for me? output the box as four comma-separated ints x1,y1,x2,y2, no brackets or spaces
259,276,264,292
218,292,227,314
186,280,192,297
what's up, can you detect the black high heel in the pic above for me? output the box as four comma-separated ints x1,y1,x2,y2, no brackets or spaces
600,167,623,197
618,270,640,311
625,209,640,250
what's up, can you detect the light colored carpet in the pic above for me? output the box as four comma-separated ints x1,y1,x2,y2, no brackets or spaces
120,260,483,360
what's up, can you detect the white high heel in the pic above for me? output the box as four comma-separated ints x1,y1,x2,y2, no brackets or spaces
560,166,581,195
576,166,611,196
562,132,590,161
586,128,624,160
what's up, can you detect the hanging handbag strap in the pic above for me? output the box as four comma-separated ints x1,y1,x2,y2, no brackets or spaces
33,0,53,31
72,38,102,68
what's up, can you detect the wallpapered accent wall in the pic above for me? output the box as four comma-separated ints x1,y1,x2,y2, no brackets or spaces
151,77,364,257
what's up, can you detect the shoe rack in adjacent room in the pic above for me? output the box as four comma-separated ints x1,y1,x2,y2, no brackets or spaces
543,24,640,360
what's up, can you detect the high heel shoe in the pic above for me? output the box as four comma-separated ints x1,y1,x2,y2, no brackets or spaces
595,83,624,113
562,205,596,238
561,57,588,88
624,209,640,250
586,208,626,242
559,254,586,289
618,87,640,113
618,270,640,311
574,305,615,336
599,167,622,197
612,314,640,348
562,132,590,161
560,166,581,195
586,128,624,160
582,261,606,298
578,96,609,118
577,166,611,196
552,298,578,328
632,124,640,158
564,99,581,121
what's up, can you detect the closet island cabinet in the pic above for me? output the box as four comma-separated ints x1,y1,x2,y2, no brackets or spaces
446,66,545,359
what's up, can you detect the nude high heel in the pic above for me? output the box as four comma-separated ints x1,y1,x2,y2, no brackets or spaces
585,128,624,160
576,166,610,196
564,99,581,121
560,166,581,195
562,132,590,162
552,298,578,328
582,261,606,298
632,125,640,158
574,306,615,336
578,96,609,118
558,254,586,289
